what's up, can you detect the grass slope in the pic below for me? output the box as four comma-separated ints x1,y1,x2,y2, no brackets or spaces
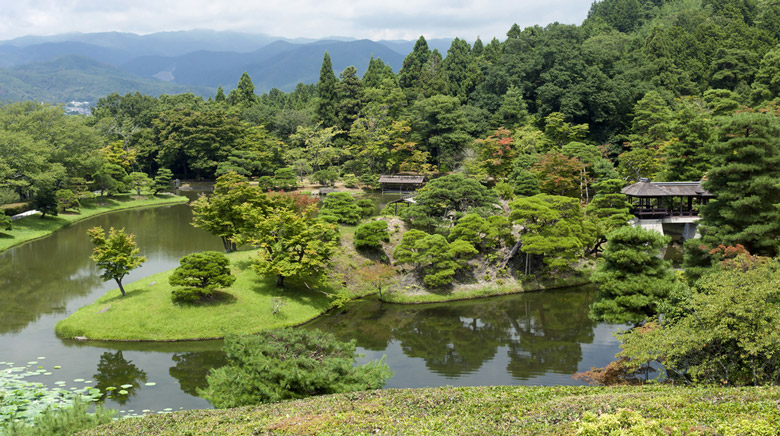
0,194,188,253
55,250,349,341
81,385,780,435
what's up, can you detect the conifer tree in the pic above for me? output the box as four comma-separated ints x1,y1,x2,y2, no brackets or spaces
589,226,674,325
316,52,339,127
398,36,431,100
227,72,258,107
700,112,780,256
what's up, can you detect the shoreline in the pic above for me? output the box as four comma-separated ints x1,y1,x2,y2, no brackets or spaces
57,266,593,342
0,193,189,253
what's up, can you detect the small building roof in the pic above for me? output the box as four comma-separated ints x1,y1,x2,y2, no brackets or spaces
379,175,425,184
622,179,713,197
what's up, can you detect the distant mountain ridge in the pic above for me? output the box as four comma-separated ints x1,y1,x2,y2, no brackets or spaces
0,30,455,103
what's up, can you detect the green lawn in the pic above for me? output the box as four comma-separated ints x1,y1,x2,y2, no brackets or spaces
80,385,780,435
55,250,347,341
0,193,188,253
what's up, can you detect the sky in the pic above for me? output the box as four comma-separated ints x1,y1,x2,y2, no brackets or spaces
0,0,592,42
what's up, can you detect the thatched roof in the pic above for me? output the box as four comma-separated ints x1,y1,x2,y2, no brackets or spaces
622,179,713,197
379,175,425,184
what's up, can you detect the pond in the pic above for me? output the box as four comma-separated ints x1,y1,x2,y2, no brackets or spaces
0,192,622,413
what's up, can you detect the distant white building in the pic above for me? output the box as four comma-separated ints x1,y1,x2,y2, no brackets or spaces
65,101,91,115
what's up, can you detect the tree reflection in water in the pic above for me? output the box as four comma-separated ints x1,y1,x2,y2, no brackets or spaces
170,351,228,396
306,286,601,379
93,350,148,405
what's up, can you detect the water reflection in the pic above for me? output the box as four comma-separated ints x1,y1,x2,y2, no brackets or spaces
170,351,227,396
93,350,148,405
0,198,222,334
306,286,606,382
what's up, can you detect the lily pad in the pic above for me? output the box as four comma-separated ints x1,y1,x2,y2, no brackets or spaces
73,378,84,382
53,366,61,369
120,384,133,389
144,382,156,386
118,390,128,395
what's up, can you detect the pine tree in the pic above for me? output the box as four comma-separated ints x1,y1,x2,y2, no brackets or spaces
589,226,674,325
700,112,780,256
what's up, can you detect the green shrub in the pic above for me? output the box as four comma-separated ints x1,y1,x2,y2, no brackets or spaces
342,173,360,188
56,189,80,212
320,192,361,225
576,409,664,436
356,198,376,218
354,220,390,251
169,251,235,303
1,398,116,436
274,168,298,191
311,168,339,187
199,329,392,408
493,181,515,200
0,213,11,231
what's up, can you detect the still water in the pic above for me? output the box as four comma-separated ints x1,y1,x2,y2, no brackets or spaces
0,193,621,412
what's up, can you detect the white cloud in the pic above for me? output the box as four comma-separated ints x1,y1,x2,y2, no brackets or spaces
0,0,591,41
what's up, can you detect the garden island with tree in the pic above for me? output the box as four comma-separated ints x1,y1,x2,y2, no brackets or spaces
6,0,780,433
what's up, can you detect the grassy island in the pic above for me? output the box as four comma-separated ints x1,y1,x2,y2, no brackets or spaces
55,250,366,341
81,385,780,435
0,193,188,253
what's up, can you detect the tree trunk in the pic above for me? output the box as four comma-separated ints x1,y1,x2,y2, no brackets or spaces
276,275,285,287
116,278,126,296
499,239,523,270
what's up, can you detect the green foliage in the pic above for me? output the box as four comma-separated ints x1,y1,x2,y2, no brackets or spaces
190,172,271,252
393,229,476,288
319,192,361,225
589,226,674,325
31,182,58,217
0,213,11,232
55,189,80,213
87,226,146,297
0,362,104,427
355,198,375,218
619,259,780,386
152,168,174,194
342,173,360,188
576,409,664,436
126,171,152,196
169,251,235,303
311,168,339,187
273,168,298,191
585,179,633,253
449,213,511,252
402,174,498,229
354,220,390,251
2,397,116,436
244,206,339,287
700,112,780,256
199,329,392,408
510,194,587,272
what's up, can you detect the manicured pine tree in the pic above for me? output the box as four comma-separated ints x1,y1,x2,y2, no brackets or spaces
700,111,780,256
589,226,674,325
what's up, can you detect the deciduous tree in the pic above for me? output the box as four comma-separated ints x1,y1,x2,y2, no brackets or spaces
87,226,146,297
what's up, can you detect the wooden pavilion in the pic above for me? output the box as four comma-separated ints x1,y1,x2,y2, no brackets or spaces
379,174,426,194
622,178,714,219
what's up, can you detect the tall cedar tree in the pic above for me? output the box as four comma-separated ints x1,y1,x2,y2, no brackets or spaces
317,52,339,127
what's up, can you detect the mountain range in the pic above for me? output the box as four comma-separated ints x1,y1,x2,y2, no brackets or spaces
0,30,455,104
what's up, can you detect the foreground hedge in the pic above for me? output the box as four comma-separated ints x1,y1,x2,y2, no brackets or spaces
81,385,780,435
